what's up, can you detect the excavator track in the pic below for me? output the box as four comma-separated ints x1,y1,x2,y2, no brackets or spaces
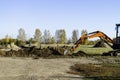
102,50,120,56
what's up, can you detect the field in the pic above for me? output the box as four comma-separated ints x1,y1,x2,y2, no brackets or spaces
0,45,119,80
0,57,98,80
69,57,120,80
74,45,113,55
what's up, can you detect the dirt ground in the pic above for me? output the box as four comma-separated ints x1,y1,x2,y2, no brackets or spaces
0,57,99,80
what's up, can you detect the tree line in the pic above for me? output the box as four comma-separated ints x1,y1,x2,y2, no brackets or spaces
0,28,93,46
17,28,81,44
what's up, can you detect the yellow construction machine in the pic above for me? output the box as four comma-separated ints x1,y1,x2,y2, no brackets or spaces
70,24,120,56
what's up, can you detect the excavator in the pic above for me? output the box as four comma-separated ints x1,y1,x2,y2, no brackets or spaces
71,24,120,56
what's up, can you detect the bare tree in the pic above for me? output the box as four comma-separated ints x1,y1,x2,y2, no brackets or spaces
17,28,26,41
43,29,51,44
55,30,59,43
34,28,42,43
55,29,67,44
72,29,79,43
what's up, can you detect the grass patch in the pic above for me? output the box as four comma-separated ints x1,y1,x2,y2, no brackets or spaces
75,45,112,55
69,63,120,80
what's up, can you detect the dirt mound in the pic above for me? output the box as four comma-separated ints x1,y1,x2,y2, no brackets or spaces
93,41,106,47
3,46,88,58
31,47,62,58
5,49,26,57
4,46,65,57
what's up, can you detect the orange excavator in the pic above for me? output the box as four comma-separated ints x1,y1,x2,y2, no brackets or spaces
72,24,120,56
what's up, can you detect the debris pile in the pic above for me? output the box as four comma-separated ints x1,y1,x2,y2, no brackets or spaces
1,46,88,58
3,46,65,57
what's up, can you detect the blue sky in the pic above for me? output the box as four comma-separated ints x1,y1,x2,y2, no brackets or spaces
0,0,120,39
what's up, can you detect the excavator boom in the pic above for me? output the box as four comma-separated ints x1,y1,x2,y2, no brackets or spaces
73,31,113,52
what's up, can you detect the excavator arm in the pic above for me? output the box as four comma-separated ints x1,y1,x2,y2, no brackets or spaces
73,31,113,52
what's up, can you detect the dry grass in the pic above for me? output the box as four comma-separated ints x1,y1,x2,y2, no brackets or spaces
74,45,112,55
69,63,120,80
0,57,90,80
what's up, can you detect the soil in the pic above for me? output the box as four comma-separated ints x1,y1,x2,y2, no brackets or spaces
3,46,88,58
0,57,99,80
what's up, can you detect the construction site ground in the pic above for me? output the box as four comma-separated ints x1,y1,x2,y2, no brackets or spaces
0,57,100,80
